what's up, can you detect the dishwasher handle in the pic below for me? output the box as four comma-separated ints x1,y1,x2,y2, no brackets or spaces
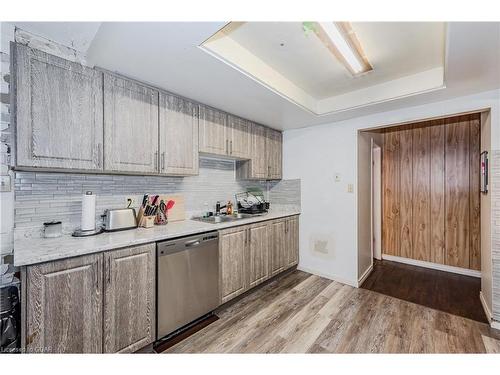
157,231,218,257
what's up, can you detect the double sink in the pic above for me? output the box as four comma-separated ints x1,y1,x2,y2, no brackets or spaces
192,212,263,224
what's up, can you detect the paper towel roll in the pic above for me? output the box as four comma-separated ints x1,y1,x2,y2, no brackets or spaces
81,191,96,231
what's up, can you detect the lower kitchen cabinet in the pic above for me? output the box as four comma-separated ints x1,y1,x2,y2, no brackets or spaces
24,244,156,353
285,216,299,268
103,243,156,353
219,226,248,303
269,219,287,277
25,253,103,353
248,222,270,288
219,215,299,305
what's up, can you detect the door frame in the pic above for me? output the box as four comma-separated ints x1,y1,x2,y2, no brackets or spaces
371,142,382,261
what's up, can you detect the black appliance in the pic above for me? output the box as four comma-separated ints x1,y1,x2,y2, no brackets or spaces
1,285,20,353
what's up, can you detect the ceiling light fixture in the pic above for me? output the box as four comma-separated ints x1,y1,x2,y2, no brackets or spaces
313,22,372,76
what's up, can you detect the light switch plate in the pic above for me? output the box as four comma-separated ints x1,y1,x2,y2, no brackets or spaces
0,175,11,192
335,173,341,182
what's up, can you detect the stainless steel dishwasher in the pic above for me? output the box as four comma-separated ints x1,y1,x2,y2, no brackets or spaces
156,231,219,339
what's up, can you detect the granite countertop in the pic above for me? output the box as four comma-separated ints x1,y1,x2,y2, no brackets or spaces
14,209,300,266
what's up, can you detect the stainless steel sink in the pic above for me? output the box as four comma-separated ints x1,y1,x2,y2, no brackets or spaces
192,213,262,224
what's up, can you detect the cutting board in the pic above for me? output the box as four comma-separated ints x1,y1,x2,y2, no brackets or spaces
158,194,185,222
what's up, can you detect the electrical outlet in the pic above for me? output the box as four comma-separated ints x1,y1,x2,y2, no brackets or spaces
347,184,354,193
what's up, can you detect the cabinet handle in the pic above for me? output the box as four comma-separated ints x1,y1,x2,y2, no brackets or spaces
161,152,166,171
94,260,99,290
226,139,229,155
230,140,233,155
248,228,251,244
97,144,102,168
107,257,111,284
154,151,158,171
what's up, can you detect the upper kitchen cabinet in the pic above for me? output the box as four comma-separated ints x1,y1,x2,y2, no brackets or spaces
236,123,282,180
227,115,251,159
103,73,159,173
236,122,267,180
159,93,199,176
266,127,283,180
199,108,251,159
199,105,228,156
15,44,103,170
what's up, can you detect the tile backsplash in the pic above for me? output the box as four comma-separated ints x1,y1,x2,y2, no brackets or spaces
14,158,300,238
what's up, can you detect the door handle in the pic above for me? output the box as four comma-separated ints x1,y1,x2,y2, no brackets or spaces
185,240,201,247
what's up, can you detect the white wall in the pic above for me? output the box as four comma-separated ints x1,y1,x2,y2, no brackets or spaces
284,89,500,288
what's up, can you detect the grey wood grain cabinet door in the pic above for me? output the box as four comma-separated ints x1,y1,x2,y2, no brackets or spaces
15,44,103,170
219,226,248,303
266,128,283,180
285,216,299,268
159,93,199,176
199,105,228,156
103,243,156,353
248,222,270,288
227,115,251,159
250,123,268,178
269,219,286,276
104,73,159,173
26,253,103,353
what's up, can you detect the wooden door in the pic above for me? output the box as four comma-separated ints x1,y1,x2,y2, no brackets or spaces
266,128,283,180
26,254,103,353
269,219,286,276
219,227,248,303
248,222,270,288
199,105,228,156
228,115,251,159
445,116,471,269
412,123,431,262
159,93,199,176
285,216,299,268
103,73,159,173
103,243,155,353
15,44,103,170
381,114,481,270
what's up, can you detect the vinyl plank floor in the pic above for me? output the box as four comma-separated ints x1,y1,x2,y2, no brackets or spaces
161,270,497,354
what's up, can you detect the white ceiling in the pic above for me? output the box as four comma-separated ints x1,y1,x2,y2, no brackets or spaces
13,22,101,52
9,21,500,130
226,22,445,99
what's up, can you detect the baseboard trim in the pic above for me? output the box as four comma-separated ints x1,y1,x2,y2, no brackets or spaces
357,264,373,287
381,254,481,278
480,291,493,323
296,265,358,288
